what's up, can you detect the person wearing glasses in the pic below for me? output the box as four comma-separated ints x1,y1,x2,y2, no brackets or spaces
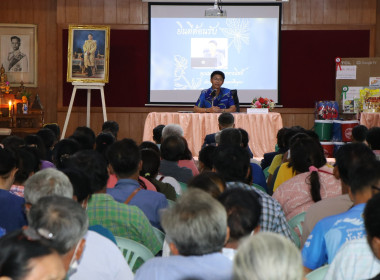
193,71,236,113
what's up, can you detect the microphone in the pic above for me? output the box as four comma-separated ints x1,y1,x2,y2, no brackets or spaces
211,89,216,107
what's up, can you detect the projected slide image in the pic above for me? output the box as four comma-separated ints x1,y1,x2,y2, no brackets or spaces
191,38,228,69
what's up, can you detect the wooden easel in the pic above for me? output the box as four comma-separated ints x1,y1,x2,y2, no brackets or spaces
61,82,107,139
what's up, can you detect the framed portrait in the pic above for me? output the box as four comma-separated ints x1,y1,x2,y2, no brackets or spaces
0,24,37,87
67,25,110,83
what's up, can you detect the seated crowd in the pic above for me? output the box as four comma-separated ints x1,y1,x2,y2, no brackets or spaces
0,117,380,280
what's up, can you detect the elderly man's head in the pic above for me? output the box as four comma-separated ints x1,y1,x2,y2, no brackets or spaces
161,124,184,140
24,168,73,205
28,196,88,271
162,189,227,256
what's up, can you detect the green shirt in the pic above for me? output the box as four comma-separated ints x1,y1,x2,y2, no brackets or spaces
87,193,161,255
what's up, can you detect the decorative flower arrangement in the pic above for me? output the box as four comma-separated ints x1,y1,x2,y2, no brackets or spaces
251,97,275,110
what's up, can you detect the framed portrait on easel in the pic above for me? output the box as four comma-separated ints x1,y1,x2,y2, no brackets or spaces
67,25,110,83
0,24,38,87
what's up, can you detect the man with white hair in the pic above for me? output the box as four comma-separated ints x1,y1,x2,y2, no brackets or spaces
24,168,133,280
161,124,184,140
135,189,232,280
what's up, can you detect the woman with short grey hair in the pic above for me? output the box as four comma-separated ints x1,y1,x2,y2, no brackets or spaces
233,232,303,280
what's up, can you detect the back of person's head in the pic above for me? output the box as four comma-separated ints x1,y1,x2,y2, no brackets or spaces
348,160,380,195
180,136,193,160
52,139,80,169
218,113,234,129
24,169,73,205
61,167,92,203
281,126,305,152
352,125,368,143
366,127,380,150
188,172,226,198
198,145,216,172
140,148,160,179
238,128,250,148
67,150,109,193
153,124,165,144
14,147,40,185
364,192,380,259
219,189,262,242
276,127,289,153
37,128,56,151
1,135,25,150
28,196,88,255
70,126,96,150
288,136,326,202
43,123,61,141
335,143,376,186
213,146,250,183
139,141,160,154
25,134,47,160
160,136,185,162
161,124,184,140
0,148,17,178
233,232,303,280
219,128,242,147
102,121,119,139
107,138,140,178
161,189,227,256
95,132,115,157
0,229,64,280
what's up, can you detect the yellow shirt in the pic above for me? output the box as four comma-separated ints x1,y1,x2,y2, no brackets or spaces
273,163,296,192
268,154,283,175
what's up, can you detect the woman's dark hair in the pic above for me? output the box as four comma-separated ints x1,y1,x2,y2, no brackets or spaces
139,141,160,154
366,127,380,150
37,128,56,151
61,167,92,203
24,134,47,161
238,128,249,148
69,126,96,150
199,145,216,171
0,229,55,280
288,137,326,202
43,123,60,141
52,138,80,169
95,132,115,158
188,172,226,199
0,148,17,178
14,147,40,184
140,149,161,179
2,135,25,151
180,137,193,160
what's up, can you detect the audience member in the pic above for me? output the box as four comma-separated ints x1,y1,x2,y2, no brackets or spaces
178,137,199,176
102,121,119,139
159,136,193,183
9,147,40,197
324,187,380,280
52,138,80,169
66,150,162,258
273,137,341,220
237,128,253,158
367,126,380,160
352,124,368,143
161,124,184,140
233,232,303,280
301,143,376,245
261,127,288,170
1,135,25,150
0,148,27,233
188,172,226,199
135,189,233,280
219,188,262,260
198,145,216,173
23,170,133,280
37,128,56,161
107,139,168,229
95,132,115,158
69,126,96,150
153,124,165,147
0,229,65,279
43,123,61,142
25,134,55,169
202,112,235,147
302,159,380,272
140,148,177,200
139,141,160,154
213,145,293,241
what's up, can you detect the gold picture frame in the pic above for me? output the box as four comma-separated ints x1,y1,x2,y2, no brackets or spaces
0,24,38,87
67,25,110,83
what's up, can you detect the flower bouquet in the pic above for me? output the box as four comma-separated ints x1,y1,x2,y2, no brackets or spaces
251,97,275,110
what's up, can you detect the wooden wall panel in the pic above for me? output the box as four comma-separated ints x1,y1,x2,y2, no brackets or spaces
79,0,92,24
104,0,118,24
